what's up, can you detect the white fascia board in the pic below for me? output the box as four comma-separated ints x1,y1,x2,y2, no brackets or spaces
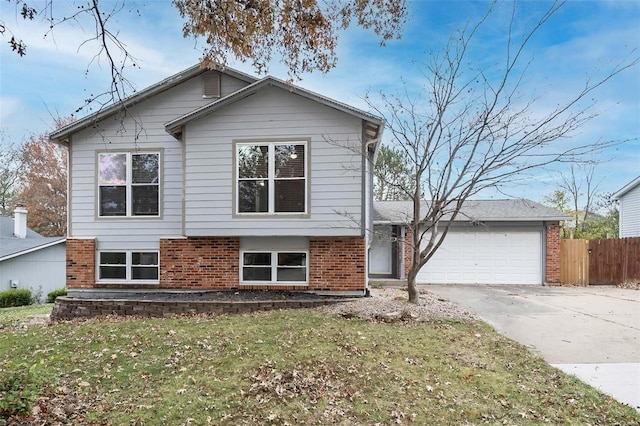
612,176,640,200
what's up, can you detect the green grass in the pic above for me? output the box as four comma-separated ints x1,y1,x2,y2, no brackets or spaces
1,310,638,425
0,304,52,329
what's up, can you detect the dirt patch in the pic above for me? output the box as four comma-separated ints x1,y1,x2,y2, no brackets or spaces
317,288,477,321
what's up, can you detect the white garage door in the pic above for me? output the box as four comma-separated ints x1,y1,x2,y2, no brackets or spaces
416,231,542,285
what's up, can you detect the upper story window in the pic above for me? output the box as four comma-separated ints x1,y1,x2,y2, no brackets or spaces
236,141,307,215
98,152,160,217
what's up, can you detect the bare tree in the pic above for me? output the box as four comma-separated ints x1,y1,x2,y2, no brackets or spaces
558,162,601,235
1,0,406,115
366,1,638,303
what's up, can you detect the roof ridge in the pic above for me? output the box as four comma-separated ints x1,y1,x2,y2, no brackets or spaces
50,64,258,142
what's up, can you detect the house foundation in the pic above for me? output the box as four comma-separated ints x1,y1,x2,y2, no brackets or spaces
65,236,367,293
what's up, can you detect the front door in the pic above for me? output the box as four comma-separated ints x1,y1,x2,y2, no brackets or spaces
369,225,397,277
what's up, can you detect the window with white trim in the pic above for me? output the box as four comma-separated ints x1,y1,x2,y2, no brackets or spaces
241,251,307,284
236,142,306,214
98,251,159,282
98,152,160,217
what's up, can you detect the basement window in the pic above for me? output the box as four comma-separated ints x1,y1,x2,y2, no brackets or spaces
98,251,159,282
241,251,307,285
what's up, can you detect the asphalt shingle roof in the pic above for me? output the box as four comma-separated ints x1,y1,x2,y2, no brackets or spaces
373,199,570,223
0,216,65,260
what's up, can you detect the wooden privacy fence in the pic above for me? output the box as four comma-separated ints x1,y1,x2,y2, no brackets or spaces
560,237,640,286
560,239,589,286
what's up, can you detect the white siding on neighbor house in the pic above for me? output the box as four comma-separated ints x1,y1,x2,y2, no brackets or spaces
0,244,66,302
619,184,640,237
68,73,251,250
183,86,365,237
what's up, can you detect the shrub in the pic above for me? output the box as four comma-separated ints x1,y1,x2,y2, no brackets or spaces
46,287,67,304
30,285,43,305
0,289,32,308
0,361,42,419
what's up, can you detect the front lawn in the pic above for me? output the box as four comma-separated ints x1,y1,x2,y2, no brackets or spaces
0,304,53,330
1,310,638,424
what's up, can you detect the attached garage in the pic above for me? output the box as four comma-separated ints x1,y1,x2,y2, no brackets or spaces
370,199,569,285
416,229,542,285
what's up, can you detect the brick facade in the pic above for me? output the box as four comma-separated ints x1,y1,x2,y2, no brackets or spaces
545,224,562,283
66,238,96,289
65,236,366,292
160,237,240,290
309,237,366,291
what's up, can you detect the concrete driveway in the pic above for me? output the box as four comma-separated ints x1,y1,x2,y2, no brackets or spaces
423,284,640,410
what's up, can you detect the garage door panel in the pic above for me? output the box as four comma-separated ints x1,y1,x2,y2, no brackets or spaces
417,231,541,285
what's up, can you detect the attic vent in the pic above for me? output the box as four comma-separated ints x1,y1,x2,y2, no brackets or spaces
202,73,221,98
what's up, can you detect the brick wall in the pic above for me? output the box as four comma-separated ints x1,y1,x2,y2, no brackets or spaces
66,238,96,289
402,227,413,278
545,224,561,283
66,236,367,292
160,237,240,290
309,237,366,291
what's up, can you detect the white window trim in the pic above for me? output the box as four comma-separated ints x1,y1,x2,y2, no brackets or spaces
97,250,160,284
97,151,161,218
240,250,309,286
235,141,307,215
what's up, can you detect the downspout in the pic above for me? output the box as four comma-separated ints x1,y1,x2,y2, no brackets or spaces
400,225,406,280
542,221,548,285
364,135,381,297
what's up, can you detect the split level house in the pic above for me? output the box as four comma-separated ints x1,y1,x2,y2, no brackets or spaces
51,65,568,296
50,65,383,297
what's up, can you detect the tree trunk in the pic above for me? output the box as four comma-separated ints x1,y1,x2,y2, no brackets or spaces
407,266,419,303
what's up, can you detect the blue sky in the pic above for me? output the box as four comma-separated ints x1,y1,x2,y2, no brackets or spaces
0,0,638,205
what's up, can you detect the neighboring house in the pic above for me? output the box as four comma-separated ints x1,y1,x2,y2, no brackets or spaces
0,207,66,301
369,199,568,285
613,176,640,238
50,65,382,297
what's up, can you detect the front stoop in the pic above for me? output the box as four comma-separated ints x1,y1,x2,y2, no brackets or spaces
369,279,408,288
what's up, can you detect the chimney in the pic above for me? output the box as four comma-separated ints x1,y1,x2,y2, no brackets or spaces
13,205,27,238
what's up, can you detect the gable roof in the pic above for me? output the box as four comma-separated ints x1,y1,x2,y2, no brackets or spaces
373,199,570,224
49,65,257,143
0,216,66,261
164,76,384,142
612,176,640,200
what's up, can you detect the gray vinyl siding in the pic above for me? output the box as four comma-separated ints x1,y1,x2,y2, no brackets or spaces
68,73,251,249
0,243,66,302
183,86,364,236
619,184,640,237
